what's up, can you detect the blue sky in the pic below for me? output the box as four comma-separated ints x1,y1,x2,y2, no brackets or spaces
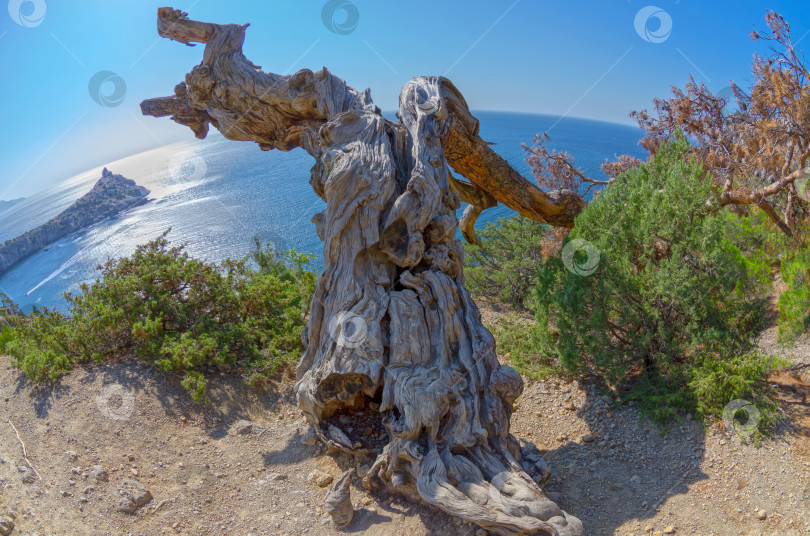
1,0,808,199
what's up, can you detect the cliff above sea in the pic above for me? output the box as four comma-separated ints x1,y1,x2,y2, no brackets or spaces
0,168,150,274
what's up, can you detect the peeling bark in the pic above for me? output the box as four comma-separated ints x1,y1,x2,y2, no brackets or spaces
141,8,583,535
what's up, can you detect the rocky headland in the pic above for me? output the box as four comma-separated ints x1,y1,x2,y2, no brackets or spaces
0,168,149,274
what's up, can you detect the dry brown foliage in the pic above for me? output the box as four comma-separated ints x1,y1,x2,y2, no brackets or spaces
522,133,618,197
525,10,809,239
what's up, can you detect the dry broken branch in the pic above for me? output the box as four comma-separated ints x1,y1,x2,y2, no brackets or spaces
8,420,41,481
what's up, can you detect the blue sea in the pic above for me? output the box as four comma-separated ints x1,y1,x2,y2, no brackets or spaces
0,112,645,312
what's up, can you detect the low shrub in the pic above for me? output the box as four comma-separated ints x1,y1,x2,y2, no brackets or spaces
0,231,315,400
625,352,786,436
464,215,550,310
715,209,810,342
687,352,785,430
532,135,779,427
778,249,810,341
484,313,563,381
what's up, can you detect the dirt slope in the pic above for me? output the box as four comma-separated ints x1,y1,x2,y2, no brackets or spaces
0,333,807,536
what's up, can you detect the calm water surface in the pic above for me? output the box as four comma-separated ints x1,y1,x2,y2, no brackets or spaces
0,112,645,311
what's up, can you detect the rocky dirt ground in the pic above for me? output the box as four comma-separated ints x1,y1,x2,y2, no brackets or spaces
0,326,807,536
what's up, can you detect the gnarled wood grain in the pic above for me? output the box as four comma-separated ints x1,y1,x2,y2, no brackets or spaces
141,8,583,535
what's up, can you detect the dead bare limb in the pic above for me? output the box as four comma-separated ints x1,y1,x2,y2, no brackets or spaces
8,420,41,481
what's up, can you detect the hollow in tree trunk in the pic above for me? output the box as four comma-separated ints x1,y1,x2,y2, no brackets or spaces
141,8,585,535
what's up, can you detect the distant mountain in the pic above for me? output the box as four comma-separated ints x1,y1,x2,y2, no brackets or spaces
0,168,150,274
0,197,25,214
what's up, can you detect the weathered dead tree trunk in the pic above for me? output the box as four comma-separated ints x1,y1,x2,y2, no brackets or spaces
142,8,584,535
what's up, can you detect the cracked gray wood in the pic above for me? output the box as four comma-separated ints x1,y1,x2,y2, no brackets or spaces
141,8,584,535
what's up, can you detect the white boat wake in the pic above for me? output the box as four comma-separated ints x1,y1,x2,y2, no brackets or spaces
24,195,151,298
25,241,94,296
